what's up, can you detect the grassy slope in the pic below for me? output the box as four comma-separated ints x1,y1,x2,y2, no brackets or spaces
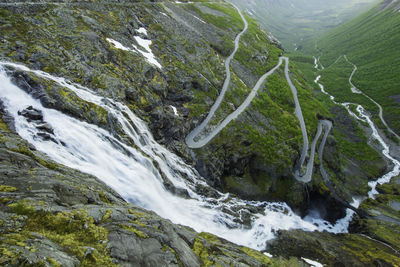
318,3,400,135
181,2,338,205
289,52,385,194
186,1,386,206
229,0,378,51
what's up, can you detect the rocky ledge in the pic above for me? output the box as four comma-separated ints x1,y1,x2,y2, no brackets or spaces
267,176,400,267
0,117,310,266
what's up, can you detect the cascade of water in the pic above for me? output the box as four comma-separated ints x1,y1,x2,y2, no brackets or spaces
0,62,358,250
314,57,400,199
355,106,400,198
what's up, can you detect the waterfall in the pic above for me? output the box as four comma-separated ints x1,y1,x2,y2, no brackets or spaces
314,58,400,199
0,62,355,250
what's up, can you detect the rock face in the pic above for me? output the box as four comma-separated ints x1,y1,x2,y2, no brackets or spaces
18,106,43,121
0,0,386,216
0,0,398,265
267,229,400,267
0,119,308,266
267,176,400,267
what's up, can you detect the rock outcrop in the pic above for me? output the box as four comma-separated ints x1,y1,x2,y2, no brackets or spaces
0,0,398,265
0,117,306,266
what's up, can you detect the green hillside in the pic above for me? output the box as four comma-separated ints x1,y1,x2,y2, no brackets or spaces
317,1,400,135
228,0,377,50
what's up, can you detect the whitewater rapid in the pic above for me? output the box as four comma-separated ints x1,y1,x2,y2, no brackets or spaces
0,61,355,250
343,55,400,141
314,57,400,199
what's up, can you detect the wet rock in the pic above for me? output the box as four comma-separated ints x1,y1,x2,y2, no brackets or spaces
36,123,54,134
9,72,51,104
18,106,43,121
267,229,400,267
37,132,57,143
0,127,300,267
163,182,190,198
125,88,139,102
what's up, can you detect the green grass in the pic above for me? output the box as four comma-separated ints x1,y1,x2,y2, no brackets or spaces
318,57,381,118
182,2,244,32
234,14,282,77
288,53,385,193
317,3,400,134
230,0,377,51
182,3,284,124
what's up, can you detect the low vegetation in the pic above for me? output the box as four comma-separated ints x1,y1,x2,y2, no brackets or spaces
317,3,400,135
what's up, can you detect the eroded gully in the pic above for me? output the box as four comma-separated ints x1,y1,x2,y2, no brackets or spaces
314,57,400,199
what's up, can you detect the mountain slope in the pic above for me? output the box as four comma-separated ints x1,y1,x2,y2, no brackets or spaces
228,0,378,50
317,0,400,136
0,0,398,266
0,0,325,210
0,122,306,266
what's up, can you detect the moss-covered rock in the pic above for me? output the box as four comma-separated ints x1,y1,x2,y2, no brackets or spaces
0,109,312,266
267,229,400,267
0,0,396,265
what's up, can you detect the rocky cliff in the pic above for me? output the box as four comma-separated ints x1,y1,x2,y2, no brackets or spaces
0,118,312,266
0,0,398,266
0,0,388,214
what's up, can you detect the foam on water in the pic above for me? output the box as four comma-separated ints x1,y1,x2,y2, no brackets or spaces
0,62,356,250
302,257,324,267
314,57,400,199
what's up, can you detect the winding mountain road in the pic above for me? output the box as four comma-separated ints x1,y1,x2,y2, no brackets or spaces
185,4,248,148
185,6,333,184
285,58,332,183
344,55,400,141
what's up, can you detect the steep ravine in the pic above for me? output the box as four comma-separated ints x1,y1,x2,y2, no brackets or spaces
314,57,400,198
0,0,398,266
183,2,333,185
0,109,305,266
0,0,375,217
0,59,352,253
344,55,400,142
266,57,400,266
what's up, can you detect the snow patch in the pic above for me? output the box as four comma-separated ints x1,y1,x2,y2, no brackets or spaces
107,36,162,69
161,12,168,17
106,38,130,51
170,105,179,116
137,27,148,36
133,36,162,69
263,252,273,258
302,258,324,267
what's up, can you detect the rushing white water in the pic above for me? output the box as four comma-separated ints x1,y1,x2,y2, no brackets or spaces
314,57,400,199
313,56,325,71
344,55,400,141
302,257,324,267
0,62,355,250
356,105,400,198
